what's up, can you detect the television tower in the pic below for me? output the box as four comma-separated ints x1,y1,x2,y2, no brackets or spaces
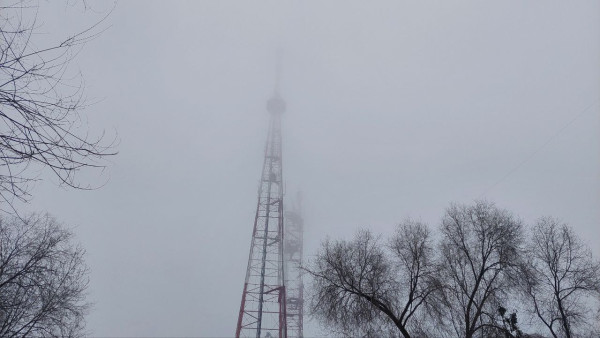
236,76,287,337
284,193,304,338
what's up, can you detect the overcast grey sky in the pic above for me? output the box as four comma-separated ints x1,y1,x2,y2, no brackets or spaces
18,1,600,337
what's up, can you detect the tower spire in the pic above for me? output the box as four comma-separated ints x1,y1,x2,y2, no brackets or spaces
274,48,283,95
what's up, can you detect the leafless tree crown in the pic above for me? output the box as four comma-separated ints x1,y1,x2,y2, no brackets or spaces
436,201,526,338
306,220,438,338
0,213,89,337
523,217,600,338
306,201,600,338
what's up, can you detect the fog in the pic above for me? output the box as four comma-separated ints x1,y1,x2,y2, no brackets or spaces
19,1,599,337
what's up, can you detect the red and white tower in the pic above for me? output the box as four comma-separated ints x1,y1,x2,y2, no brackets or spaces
236,91,287,338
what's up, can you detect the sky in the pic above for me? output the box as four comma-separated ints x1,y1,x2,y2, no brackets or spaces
14,1,600,337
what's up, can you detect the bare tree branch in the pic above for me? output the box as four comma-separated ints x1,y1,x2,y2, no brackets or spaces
0,0,116,211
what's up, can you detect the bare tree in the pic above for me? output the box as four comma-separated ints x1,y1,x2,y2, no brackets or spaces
522,217,600,338
0,0,115,209
0,213,89,337
435,201,526,338
306,219,438,338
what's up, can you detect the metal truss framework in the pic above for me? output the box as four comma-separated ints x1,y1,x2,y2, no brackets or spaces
284,195,304,338
236,93,287,338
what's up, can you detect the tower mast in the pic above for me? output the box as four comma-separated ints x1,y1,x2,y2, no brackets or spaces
284,193,304,338
236,80,287,337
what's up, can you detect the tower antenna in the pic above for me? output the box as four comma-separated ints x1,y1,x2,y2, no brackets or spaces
274,47,283,94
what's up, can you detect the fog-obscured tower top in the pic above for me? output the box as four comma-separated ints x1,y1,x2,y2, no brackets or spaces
267,93,286,115
267,47,286,116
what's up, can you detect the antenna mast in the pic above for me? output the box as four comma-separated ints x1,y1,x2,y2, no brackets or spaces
236,59,287,338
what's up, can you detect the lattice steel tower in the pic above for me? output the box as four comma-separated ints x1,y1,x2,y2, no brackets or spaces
284,193,304,338
236,89,287,338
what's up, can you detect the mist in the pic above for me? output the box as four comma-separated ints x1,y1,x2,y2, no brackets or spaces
17,1,599,336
